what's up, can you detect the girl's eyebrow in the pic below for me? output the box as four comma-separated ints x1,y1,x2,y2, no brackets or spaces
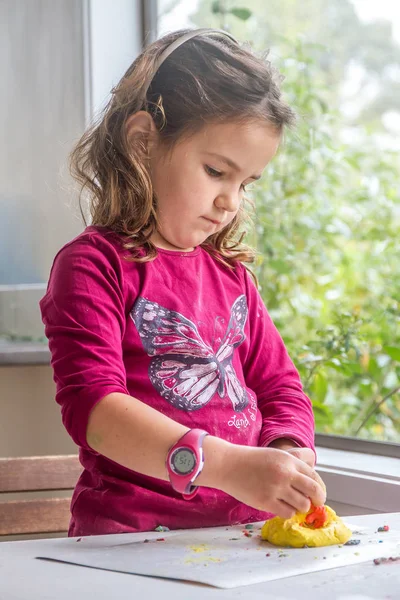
203,152,261,180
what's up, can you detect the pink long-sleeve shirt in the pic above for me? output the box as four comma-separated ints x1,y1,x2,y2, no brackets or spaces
40,226,315,537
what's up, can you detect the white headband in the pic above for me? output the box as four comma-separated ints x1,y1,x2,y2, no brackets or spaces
140,28,239,104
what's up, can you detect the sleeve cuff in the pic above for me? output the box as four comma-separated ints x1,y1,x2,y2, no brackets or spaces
261,436,302,448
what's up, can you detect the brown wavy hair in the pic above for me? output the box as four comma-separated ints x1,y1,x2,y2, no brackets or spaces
70,29,296,267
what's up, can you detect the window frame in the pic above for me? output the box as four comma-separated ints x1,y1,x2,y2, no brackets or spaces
316,434,400,459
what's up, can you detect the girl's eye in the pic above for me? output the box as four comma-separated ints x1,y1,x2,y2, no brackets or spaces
205,165,252,192
205,165,222,178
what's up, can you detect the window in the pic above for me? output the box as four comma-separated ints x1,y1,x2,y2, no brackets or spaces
156,0,400,445
0,0,142,351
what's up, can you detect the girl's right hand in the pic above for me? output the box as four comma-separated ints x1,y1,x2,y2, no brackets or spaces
218,444,326,520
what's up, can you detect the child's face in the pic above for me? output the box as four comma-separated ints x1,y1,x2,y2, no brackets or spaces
149,119,280,252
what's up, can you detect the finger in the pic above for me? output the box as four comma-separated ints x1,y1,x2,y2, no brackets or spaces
273,499,297,520
313,470,327,500
292,459,327,499
291,472,326,506
283,488,311,514
304,470,326,506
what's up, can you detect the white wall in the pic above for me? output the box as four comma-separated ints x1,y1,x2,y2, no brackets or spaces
0,0,86,286
0,0,143,288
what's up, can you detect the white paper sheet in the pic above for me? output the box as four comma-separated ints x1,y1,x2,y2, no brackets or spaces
37,520,400,589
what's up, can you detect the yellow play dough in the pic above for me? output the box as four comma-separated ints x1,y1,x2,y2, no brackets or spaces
261,505,352,548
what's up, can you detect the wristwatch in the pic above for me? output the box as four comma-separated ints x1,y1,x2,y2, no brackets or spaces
166,429,209,500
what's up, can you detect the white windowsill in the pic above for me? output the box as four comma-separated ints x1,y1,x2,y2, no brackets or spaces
316,446,400,513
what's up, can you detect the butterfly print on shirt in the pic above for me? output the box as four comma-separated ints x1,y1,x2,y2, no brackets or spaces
131,295,249,412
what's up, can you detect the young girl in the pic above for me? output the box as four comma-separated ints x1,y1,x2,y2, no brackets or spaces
40,27,326,537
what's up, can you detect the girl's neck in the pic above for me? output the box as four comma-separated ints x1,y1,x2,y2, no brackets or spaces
150,231,195,253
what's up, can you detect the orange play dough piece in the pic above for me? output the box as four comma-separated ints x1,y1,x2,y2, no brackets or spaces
305,504,328,528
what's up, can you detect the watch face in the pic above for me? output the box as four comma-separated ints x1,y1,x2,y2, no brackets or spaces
172,448,196,475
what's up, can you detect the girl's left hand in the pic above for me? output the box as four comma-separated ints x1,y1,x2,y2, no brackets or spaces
269,439,326,498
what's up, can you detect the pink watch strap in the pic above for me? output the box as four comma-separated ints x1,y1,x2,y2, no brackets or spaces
166,429,209,500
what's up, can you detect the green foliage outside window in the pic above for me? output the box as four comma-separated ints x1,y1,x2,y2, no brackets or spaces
189,1,400,441
250,39,400,442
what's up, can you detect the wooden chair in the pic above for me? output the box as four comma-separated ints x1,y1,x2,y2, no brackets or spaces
0,454,82,537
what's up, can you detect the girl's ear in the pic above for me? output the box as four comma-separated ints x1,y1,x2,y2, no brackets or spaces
126,111,158,153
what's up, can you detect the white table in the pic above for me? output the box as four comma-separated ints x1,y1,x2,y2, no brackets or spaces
1,513,399,600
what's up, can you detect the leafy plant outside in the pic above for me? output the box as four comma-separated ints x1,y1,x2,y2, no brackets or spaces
193,3,400,441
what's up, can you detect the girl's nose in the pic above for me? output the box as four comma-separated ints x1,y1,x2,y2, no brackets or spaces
214,191,241,213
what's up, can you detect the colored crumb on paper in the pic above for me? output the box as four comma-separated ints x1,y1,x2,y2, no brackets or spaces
184,556,223,565
155,525,170,532
373,555,400,565
189,544,209,553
